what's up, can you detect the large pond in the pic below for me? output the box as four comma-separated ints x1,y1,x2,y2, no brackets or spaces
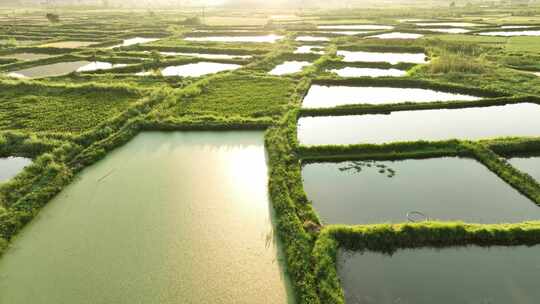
337,50,427,64
297,103,540,146
39,41,97,48
366,32,424,39
0,131,295,304
7,61,91,78
303,158,540,225
317,24,393,30
294,45,325,54
301,85,480,108
415,22,483,27
0,156,31,183
184,35,283,43
109,37,159,48
0,52,52,61
423,28,471,33
269,61,311,75
329,67,406,77
76,61,128,72
160,52,252,59
160,62,241,77
479,30,540,36
508,156,540,182
295,36,330,42
339,245,540,304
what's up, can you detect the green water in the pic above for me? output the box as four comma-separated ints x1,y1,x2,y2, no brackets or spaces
8,61,91,78
339,245,540,304
302,157,540,224
0,131,295,304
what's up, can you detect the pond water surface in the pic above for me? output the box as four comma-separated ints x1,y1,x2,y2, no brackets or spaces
160,62,241,77
184,35,283,43
294,45,325,54
479,30,540,36
337,50,427,64
0,131,295,304
301,85,480,108
329,67,406,77
109,37,159,48
160,52,252,59
269,61,311,75
415,22,483,27
424,28,471,33
7,61,91,78
339,245,540,304
39,41,97,48
317,24,393,30
297,103,540,145
0,53,52,61
295,36,330,42
366,32,424,39
0,156,31,182
508,156,540,182
76,61,128,72
303,158,539,225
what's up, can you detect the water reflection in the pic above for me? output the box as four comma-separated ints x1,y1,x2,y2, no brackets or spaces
7,61,91,78
337,50,427,64
0,156,31,182
160,62,241,77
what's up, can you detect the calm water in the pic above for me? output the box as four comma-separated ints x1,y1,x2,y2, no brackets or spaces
479,30,540,36
329,67,406,77
424,28,471,33
366,32,424,39
415,22,483,27
294,45,325,54
317,24,393,30
501,25,534,29
7,61,91,78
76,61,127,72
295,36,330,42
184,35,283,43
298,103,540,145
109,37,159,48
508,156,540,182
39,41,97,48
339,245,540,304
269,61,311,75
0,53,52,61
0,131,295,304
160,52,252,59
337,50,427,64
0,157,31,183
303,158,540,225
320,31,369,36
160,62,241,77
301,85,479,108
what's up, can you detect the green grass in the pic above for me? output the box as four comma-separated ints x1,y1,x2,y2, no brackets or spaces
0,82,141,133
163,74,298,119
506,36,540,53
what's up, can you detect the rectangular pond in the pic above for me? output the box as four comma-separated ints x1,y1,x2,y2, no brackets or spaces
159,52,252,59
0,156,31,183
366,32,424,39
7,61,91,78
338,245,540,304
0,52,53,61
329,67,406,77
302,157,540,225
301,85,480,108
0,131,295,304
76,61,128,72
39,41,98,48
508,156,540,182
479,30,540,36
109,37,159,48
269,61,311,75
337,50,427,64
317,24,393,30
159,62,241,77
184,35,283,43
294,45,325,54
298,103,540,145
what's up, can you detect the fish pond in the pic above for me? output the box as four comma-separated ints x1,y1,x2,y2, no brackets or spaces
0,52,52,61
39,41,98,48
184,35,283,43
7,61,91,78
478,30,540,36
302,157,540,225
76,61,128,72
159,62,241,77
159,52,252,59
507,156,540,182
0,157,31,183
329,67,406,77
269,61,311,75
297,103,540,145
317,24,393,30
366,32,424,39
301,85,480,108
0,131,295,304
337,50,427,64
338,245,540,304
